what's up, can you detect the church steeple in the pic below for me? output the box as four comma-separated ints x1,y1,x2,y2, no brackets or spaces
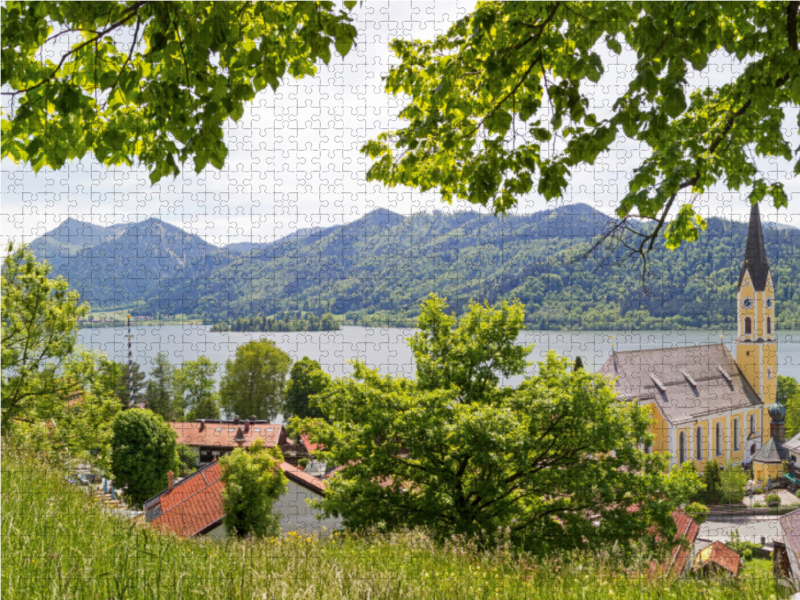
735,202,778,441
738,202,771,292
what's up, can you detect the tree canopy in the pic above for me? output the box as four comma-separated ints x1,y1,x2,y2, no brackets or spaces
220,439,287,538
172,356,219,421
110,408,180,507
1,243,89,429
219,339,292,421
1,1,358,183
362,1,799,258
303,295,702,552
284,357,331,420
144,351,174,421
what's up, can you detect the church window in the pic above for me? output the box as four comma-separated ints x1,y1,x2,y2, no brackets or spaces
696,426,704,461
715,423,723,457
750,414,756,434
679,432,687,465
767,367,773,379
767,317,772,334
744,317,752,335
733,418,740,451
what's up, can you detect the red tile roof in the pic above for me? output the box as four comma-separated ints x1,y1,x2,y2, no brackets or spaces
300,434,322,456
668,508,700,577
146,460,327,537
149,461,224,537
170,421,286,449
693,541,741,576
280,462,326,495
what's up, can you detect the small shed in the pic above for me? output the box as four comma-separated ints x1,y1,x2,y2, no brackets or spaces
692,541,741,578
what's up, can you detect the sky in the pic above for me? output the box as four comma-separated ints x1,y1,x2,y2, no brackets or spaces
2,1,799,250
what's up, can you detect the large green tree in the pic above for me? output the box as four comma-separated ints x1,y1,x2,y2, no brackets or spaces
1,1,358,183
110,408,180,507
219,340,292,421
172,356,219,421
220,439,287,538
303,295,702,553
362,2,800,263
1,243,89,429
99,359,147,408
284,357,331,419
145,351,174,421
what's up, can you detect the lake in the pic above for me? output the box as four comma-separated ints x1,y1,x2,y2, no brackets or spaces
79,325,800,389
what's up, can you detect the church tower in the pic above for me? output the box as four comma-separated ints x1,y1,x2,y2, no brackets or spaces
735,202,778,438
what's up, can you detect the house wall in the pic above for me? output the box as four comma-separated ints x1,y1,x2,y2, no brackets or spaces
754,462,784,485
204,523,227,539
273,480,342,535
644,401,669,454
670,407,760,471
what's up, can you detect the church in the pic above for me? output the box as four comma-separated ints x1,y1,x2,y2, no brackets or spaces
600,202,778,472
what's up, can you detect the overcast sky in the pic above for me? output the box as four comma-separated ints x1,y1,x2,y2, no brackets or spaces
2,1,799,250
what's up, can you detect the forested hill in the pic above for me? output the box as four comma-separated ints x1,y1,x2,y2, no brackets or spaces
30,204,800,330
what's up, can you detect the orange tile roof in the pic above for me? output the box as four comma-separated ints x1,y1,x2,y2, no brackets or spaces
147,460,327,537
300,434,322,455
669,508,700,577
150,461,224,537
170,421,286,449
693,541,741,576
280,462,326,494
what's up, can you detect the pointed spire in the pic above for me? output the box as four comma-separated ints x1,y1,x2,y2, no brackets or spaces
738,202,770,291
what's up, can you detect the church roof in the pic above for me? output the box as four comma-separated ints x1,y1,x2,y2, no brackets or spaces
751,437,788,464
600,343,762,425
738,202,771,292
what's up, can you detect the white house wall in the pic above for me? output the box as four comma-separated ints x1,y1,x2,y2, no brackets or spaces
273,480,342,535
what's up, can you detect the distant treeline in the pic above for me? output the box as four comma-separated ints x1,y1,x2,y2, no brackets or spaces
211,313,340,332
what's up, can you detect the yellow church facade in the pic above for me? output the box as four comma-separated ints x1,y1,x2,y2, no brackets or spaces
601,202,778,473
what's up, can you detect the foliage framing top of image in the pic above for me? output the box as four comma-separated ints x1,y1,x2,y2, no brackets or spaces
362,1,798,254
1,1,357,183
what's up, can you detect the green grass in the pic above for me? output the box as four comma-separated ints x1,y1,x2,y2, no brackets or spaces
1,446,791,600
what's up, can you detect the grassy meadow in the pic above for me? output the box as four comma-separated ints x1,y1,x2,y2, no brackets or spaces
1,446,789,600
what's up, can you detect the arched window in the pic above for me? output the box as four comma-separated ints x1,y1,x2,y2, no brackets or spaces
767,317,772,334
767,367,773,380
733,418,740,451
696,426,704,460
679,432,687,465
716,422,723,457
744,317,752,335
750,414,756,434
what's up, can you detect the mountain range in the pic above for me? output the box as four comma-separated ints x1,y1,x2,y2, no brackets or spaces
30,204,800,330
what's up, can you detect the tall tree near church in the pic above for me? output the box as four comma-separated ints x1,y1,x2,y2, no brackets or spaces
301,295,702,553
284,357,331,419
172,356,220,421
99,360,147,408
219,340,292,421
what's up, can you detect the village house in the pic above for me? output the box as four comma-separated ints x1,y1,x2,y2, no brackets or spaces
169,418,310,466
691,541,741,578
143,459,340,537
774,508,800,589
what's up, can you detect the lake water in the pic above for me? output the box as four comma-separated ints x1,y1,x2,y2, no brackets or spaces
79,325,800,387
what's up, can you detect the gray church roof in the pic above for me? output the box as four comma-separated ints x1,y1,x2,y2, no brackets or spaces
752,437,788,464
600,344,762,425
738,202,771,292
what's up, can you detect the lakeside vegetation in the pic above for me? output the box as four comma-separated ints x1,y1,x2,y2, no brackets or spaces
2,446,786,600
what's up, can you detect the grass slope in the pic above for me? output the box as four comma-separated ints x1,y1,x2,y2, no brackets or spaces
1,446,787,599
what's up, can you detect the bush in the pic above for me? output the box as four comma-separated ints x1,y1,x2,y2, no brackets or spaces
754,501,765,507
177,444,198,477
299,457,309,468
766,493,781,505
754,488,764,495
685,502,710,525
742,548,753,561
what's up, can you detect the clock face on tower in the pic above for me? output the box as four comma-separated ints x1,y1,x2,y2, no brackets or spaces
743,297,753,309
767,298,773,308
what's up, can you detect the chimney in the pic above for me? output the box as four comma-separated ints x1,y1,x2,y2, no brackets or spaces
167,471,174,491
233,415,240,424
244,420,250,433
